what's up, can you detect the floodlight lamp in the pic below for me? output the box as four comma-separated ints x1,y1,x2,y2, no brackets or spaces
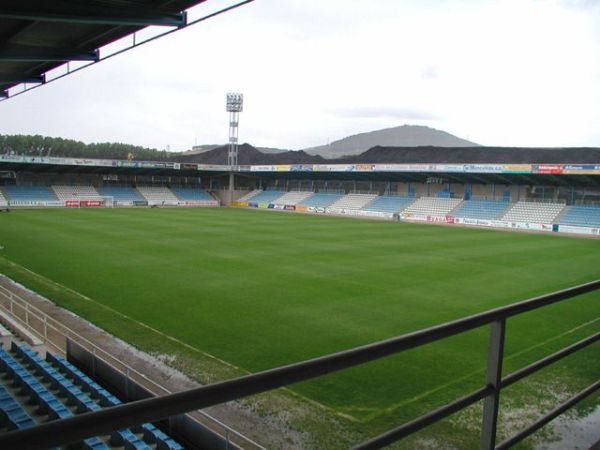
226,92,243,112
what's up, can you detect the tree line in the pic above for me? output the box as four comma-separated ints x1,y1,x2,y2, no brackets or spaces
0,134,175,161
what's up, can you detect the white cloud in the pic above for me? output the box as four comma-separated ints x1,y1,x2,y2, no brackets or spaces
0,0,598,150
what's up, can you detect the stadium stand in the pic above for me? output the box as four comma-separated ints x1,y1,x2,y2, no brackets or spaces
237,190,262,201
452,200,512,220
558,205,600,227
172,187,214,202
362,195,415,213
329,193,379,210
299,192,344,208
0,190,7,207
270,191,314,206
244,190,286,204
137,186,180,205
97,186,145,203
52,185,102,201
501,201,565,223
402,197,463,216
1,186,58,203
0,340,184,449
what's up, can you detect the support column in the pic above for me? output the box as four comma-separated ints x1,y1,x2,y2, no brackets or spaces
480,319,506,450
228,172,235,206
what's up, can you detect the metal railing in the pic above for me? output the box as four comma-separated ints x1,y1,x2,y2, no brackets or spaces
0,283,266,450
0,280,598,449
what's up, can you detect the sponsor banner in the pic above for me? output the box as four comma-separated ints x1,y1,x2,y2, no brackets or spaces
180,200,219,207
462,164,505,173
276,165,291,172
250,165,275,172
290,164,313,172
353,164,375,171
562,164,600,175
133,200,148,206
65,200,79,208
9,200,63,207
502,164,533,174
324,208,392,218
181,163,198,170
533,164,563,175
400,213,428,221
258,202,270,209
426,215,455,224
436,164,466,172
295,205,309,212
80,200,104,208
373,164,433,172
247,202,258,208
196,164,230,171
308,206,326,213
509,222,553,232
230,201,247,207
284,205,296,211
455,218,510,228
557,225,600,235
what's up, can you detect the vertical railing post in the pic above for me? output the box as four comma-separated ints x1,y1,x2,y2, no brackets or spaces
481,319,506,450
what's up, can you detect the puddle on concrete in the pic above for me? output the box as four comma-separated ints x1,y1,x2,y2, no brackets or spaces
536,405,600,450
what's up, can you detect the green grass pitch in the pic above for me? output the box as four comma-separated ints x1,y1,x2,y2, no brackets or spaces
0,208,598,434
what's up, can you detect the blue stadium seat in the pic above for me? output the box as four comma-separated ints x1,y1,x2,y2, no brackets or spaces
3,345,114,449
12,342,101,413
452,200,511,220
0,385,36,430
2,185,57,202
362,196,414,213
97,186,145,203
245,190,286,203
46,352,183,448
559,205,600,227
172,187,214,201
299,193,343,208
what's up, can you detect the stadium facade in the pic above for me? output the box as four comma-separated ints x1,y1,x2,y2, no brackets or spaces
1,154,599,237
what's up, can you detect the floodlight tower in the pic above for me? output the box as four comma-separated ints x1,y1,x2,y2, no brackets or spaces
226,92,243,167
226,92,243,204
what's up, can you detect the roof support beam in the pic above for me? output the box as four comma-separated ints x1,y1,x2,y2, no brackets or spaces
0,75,44,84
0,46,99,62
0,2,187,27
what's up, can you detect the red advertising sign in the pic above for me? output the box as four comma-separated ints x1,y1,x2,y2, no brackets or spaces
65,200,79,208
534,165,563,175
80,200,103,208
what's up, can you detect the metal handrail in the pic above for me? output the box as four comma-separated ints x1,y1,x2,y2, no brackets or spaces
0,280,598,449
0,283,266,450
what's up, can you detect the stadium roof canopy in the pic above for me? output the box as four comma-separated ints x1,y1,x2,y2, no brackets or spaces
0,0,210,98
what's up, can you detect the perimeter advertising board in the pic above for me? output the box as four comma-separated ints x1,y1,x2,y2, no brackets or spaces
556,225,600,235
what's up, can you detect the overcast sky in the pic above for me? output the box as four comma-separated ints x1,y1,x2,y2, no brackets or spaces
1,0,599,151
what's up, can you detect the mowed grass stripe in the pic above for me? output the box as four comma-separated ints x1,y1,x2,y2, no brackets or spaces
0,208,598,422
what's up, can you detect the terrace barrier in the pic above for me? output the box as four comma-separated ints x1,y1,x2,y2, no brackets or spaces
0,283,266,450
0,280,599,449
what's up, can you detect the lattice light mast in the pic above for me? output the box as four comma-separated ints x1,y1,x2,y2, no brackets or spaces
226,92,243,167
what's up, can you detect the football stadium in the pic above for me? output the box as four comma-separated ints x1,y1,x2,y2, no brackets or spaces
0,2,599,450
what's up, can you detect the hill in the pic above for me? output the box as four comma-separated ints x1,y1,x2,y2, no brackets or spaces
174,144,600,165
174,143,323,165
303,125,479,158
